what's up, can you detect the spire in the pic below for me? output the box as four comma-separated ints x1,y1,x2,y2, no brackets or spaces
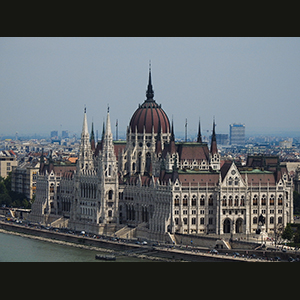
82,107,89,136
146,61,154,101
171,117,175,142
210,117,218,155
197,117,202,143
90,122,95,151
105,105,112,138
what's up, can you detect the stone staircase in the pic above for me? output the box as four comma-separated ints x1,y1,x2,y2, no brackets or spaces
114,225,136,239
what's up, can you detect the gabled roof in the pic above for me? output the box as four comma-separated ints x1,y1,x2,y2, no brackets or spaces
176,142,210,161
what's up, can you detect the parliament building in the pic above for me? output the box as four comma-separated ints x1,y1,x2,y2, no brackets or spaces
30,68,294,242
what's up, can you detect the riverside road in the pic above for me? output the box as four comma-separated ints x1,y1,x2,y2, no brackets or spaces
0,219,298,262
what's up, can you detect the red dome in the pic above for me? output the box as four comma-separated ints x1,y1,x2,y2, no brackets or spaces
130,100,170,134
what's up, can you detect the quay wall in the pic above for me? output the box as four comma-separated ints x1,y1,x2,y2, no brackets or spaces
0,221,241,262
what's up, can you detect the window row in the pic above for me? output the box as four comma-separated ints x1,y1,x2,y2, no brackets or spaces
174,194,214,206
222,195,245,206
252,194,283,206
174,217,214,225
253,216,282,224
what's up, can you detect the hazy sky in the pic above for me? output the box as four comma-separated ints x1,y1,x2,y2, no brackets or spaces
1,37,300,139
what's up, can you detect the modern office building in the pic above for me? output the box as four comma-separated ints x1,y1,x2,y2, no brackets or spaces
230,123,245,145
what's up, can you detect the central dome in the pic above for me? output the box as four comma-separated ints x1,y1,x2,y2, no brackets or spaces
129,69,170,134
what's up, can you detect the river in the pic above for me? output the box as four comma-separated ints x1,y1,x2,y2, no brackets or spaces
0,231,152,262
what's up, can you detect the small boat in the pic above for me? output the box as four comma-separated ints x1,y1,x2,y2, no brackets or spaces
95,254,116,261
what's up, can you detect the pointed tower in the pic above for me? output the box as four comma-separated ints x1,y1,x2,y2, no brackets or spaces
209,118,220,170
78,107,94,172
98,107,119,224
146,61,154,101
90,122,95,152
197,118,202,143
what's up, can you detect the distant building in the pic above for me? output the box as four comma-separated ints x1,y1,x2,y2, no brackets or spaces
11,160,40,200
216,134,229,145
62,131,69,139
279,138,293,149
51,131,58,139
0,150,17,178
230,123,245,145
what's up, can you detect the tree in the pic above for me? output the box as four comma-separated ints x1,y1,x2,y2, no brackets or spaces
282,223,294,241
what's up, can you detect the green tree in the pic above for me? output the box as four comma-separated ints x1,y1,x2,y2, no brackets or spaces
282,223,294,241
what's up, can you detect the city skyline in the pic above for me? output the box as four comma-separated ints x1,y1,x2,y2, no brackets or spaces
1,37,300,137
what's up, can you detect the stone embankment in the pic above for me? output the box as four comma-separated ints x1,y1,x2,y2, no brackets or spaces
0,220,245,262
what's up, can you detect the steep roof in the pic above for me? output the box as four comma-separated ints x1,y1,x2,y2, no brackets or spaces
176,142,210,161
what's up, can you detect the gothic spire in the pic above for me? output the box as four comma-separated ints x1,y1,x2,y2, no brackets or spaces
105,105,112,138
197,117,202,143
210,117,218,155
82,106,89,136
146,61,154,100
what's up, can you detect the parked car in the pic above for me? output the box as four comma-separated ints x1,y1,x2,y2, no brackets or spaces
210,249,219,254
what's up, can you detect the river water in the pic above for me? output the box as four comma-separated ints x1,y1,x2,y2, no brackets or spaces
0,231,151,262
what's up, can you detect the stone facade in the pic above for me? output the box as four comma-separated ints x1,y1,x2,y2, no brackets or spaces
29,69,294,242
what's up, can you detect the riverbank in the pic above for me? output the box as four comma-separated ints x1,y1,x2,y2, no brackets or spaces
0,220,246,262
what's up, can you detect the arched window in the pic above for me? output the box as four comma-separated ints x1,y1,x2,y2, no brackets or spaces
253,217,258,224
278,194,283,206
253,195,258,206
234,177,239,185
228,195,233,206
108,190,113,200
278,216,282,224
240,195,245,206
234,195,239,206
222,196,227,206
191,195,197,206
228,177,233,186
183,195,188,206
174,195,179,206
200,195,205,206
261,194,266,206
270,194,275,206
208,195,213,206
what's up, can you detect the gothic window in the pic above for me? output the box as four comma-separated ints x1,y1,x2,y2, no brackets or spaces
253,217,258,224
108,165,112,176
192,218,196,225
253,195,258,206
200,195,205,206
183,218,188,225
174,195,179,206
240,195,245,206
108,190,113,200
145,152,151,174
278,216,282,224
228,195,233,206
234,177,239,185
200,217,205,224
222,196,227,206
183,195,188,206
278,194,283,206
108,210,112,217
261,195,266,206
191,195,197,206
270,216,274,224
270,194,275,206
208,195,213,206
234,195,239,206
228,177,233,186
